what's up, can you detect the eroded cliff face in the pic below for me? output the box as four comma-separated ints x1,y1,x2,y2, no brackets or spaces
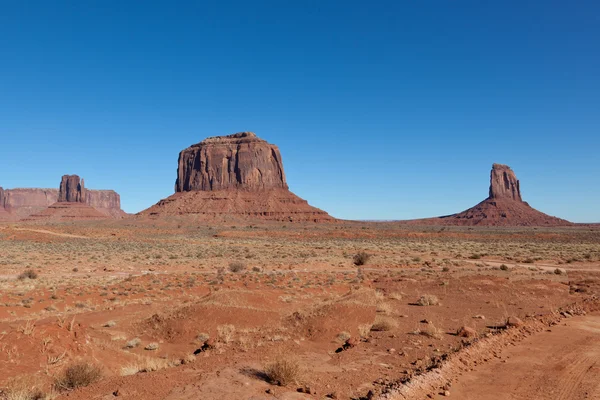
1,177,126,220
58,175,86,203
489,164,522,202
142,132,333,222
175,132,288,192
414,163,571,226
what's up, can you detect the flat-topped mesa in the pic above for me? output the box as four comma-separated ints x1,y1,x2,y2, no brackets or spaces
175,131,288,192
141,131,333,222
489,163,522,202
58,175,86,203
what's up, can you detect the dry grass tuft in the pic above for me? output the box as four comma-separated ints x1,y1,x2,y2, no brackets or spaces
370,316,397,331
416,324,442,339
265,356,301,386
17,269,38,280
125,338,141,349
217,324,235,343
54,361,102,391
416,294,439,306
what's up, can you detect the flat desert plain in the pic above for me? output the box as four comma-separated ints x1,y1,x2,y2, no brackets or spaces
0,220,599,399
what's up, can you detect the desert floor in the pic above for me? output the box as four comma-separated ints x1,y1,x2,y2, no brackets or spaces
0,219,599,400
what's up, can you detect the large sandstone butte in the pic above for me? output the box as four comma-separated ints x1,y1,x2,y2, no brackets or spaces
414,163,571,226
0,176,127,220
140,132,333,222
175,132,288,192
58,175,86,203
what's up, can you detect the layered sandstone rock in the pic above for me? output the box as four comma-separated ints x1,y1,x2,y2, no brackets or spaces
175,132,288,192
141,132,333,222
1,188,59,220
86,190,126,218
489,164,522,201
1,176,127,220
408,163,570,226
58,175,86,203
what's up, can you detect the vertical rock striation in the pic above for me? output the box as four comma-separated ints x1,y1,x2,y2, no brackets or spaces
141,132,333,222
58,175,86,203
489,164,522,202
175,132,288,192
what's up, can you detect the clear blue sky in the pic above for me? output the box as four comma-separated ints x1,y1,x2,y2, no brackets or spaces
1,1,598,222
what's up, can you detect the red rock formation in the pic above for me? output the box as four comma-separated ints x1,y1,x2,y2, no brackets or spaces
1,188,59,219
1,176,126,220
175,132,288,192
26,202,110,221
141,132,333,222
407,163,571,226
85,190,126,218
0,187,11,220
489,164,522,201
58,175,86,203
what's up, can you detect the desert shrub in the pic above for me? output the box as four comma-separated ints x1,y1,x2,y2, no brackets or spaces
54,362,102,391
252,266,262,272
144,342,159,350
357,323,372,338
217,324,235,343
125,338,141,348
353,252,371,266
228,262,246,273
442,266,450,272
3,377,46,400
416,294,439,306
500,264,509,271
196,332,210,342
417,324,442,339
265,356,300,386
388,292,403,300
554,268,564,275
18,269,38,280
370,316,397,331
468,254,482,260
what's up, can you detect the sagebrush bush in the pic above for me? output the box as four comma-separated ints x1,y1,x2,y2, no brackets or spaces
228,262,246,273
353,252,371,266
265,357,300,386
416,294,439,306
55,362,102,391
18,269,38,280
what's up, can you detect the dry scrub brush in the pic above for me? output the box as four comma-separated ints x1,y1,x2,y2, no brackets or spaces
265,356,301,386
54,361,102,391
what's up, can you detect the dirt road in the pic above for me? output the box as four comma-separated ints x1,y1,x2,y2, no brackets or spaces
435,313,600,400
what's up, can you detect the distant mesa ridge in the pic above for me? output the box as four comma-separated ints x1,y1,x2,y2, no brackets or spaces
0,175,126,220
140,131,333,222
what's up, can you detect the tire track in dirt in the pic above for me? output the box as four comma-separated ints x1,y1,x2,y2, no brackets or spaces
377,298,600,400
437,314,600,400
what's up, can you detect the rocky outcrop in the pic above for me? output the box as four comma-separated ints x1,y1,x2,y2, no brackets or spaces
1,176,127,220
1,188,59,219
406,163,571,226
175,132,288,192
489,164,522,202
58,175,86,203
86,190,126,218
141,132,333,222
